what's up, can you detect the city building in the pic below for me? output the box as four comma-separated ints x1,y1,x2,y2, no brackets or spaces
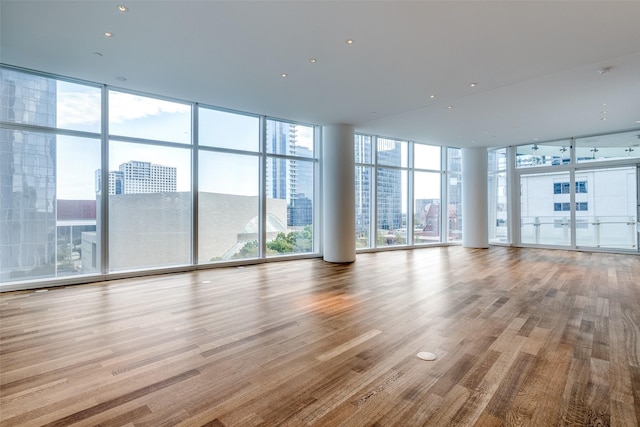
266,120,314,227
96,161,177,195
375,140,403,231
0,68,57,282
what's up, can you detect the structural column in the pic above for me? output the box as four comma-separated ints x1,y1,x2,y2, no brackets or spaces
322,124,356,263
461,147,489,248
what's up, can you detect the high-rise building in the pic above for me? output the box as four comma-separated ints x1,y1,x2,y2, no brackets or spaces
376,142,403,230
0,69,57,281
355,135,373,237
266,121,313,227
96,161,176,195
95,170,124,195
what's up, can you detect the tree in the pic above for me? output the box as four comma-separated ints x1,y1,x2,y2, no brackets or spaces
234,225,314,256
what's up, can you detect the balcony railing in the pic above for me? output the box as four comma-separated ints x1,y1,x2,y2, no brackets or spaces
521,216,637,249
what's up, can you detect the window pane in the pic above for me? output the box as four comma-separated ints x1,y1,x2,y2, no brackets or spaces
414,143,440,170
57,81,101,133
414,171,441,244
266,120,314,157
0,69,100,133
488,147,506,173
0,129,101,283
199,108,259,151
576,130,640,163
1,68,56,128
520,172,571,246
377,138,407,167
489,172,507,243
108,142,191,271
355,134,372,164
355,165,372,249
516,140,571,168
198,151,259,262
448,148,462,242
266,157,314,256
377,168,407,246
58,136,101,276
109,91,191,144
575,167,637,250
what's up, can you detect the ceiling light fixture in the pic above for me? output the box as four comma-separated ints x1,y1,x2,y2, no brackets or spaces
309,58,317,63
469,83,478,87
116,76,127,81
118,5,128,12
104,31,114,37
601,117,607,121
281,73,288,78
429,94,436,99
346,39,354,45
92,52,103,57
598,66,613,74
447,105,453,109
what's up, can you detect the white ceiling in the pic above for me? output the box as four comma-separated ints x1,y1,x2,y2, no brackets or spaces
2,0,640,148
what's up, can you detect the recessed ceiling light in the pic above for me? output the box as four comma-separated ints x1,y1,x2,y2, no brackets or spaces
469,83,478,87
598,66,613,74
447,105,453,109
104,31,114,37
116,76,127,81
92,52,103,57
533,138,539,141
118,5,128,12
346,39,354,45
429,94,436,99
601,111,607,114
601,117,607,121
309,58,317,63
281,73,288,78
602,102,607,106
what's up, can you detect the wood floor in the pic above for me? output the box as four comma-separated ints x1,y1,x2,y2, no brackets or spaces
1,247,639,426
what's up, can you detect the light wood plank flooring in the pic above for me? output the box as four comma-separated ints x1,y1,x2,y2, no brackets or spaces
1,246,639,426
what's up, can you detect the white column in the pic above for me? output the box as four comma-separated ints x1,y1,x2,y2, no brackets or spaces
322,124,356,263
462,147,489,248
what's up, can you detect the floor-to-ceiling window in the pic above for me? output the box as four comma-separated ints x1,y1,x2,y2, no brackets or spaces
354,134,461,250
1,69,103,283
355,134,374,249
413,143,441,244
574,130,639,251
520,171,573,246
0,66,318,290
514,131,639,252
573,167,637,250
488,148,507,243
377,138,408,247
447,147,462,242
265,119,316,256
198,108,260,262
107,91,192,271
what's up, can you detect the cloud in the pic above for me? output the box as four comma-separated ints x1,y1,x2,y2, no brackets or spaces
55,86,190,129
108,92,190,124
56,90,101,129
